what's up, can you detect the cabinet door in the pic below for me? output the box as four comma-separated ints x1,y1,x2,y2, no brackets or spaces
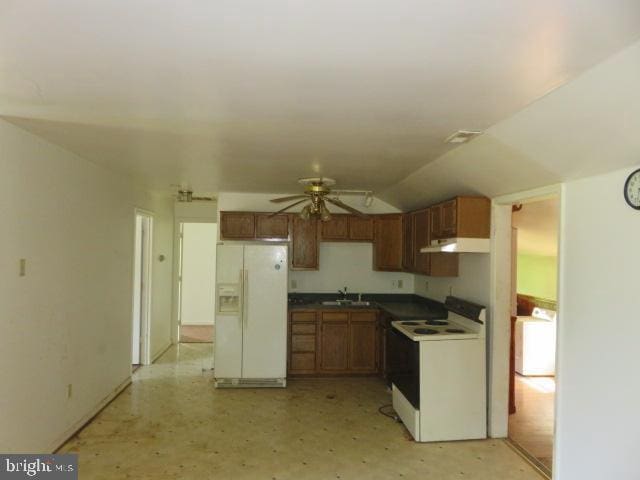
402,213,415,272
255,214,289,239
349,216,374,241
220,212,255,239
290,216,319,270
440,199,458,238
349,312,378,372
319,315,349,372
321,215,349,241
373,214,403,271
413,209,431,275
430,204,442,240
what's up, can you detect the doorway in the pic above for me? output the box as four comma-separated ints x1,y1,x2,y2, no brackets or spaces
132,210,153,367
177,222,217,343
508,197,559,477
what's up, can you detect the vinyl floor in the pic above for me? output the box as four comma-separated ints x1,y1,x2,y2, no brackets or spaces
60,344,544,480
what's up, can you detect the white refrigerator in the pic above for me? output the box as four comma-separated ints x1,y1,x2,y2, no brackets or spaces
214,243,288,388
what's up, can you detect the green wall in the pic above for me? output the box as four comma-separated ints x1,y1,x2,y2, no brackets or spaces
517,254,558,300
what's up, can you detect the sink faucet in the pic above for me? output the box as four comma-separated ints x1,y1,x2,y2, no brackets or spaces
338,286,348,299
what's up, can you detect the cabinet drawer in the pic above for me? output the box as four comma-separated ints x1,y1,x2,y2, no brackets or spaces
350,311,377,322
291,334,316,352
291,322,316,334
291,312,316,322
322,312,349,322
290,353,316,372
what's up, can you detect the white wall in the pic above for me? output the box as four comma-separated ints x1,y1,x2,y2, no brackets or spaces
0,119,173,453
290,243,413,294
555,167,640,480
147,194,174,360
413,254,491,306
180,223,217,325
174,201,218,222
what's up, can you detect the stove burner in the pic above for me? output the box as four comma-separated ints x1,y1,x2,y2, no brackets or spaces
425,320,449,326
402,321,420,326
445,328,466,334
413,328,439,335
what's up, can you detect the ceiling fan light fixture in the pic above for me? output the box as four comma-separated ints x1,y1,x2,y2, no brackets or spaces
300,204,312,220
320,202,332,222
272,177,370,221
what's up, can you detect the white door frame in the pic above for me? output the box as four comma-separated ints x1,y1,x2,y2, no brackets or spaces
171,214,218,344
488,184,561,439
132,208,154,366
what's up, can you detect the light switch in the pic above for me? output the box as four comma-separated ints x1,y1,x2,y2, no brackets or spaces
19,259,26,277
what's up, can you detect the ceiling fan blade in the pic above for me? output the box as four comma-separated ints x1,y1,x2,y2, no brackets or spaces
269,199,309,216
270,195,309,203
325,197,368,218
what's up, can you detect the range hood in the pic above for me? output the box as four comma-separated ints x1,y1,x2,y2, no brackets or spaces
420,237,490,254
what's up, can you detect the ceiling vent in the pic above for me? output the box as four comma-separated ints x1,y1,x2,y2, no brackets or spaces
445,130,482,144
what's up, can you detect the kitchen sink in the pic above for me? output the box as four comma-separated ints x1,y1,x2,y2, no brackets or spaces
321,300,371,307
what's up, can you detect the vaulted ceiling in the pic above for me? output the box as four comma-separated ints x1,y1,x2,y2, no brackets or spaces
2,1,640,206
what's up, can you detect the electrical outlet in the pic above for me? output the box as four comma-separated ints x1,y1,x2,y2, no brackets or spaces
449,285,453,296
425,281,429,292
397,279,403,289
19,259,26,277
290,279,297,289
67,384,73,399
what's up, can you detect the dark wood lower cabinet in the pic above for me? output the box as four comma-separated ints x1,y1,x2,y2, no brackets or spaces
288,309,380,376
319,316,350,372
349,313,378,373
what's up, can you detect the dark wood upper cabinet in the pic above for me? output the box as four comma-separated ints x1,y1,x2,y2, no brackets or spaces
406,207,459,277
320,215,350,241
402,213,415,272
255,213,289,240
220,212,255,239
430,196,491,240
373,214,403,271
290,215,319,270
320,214,374,242
349,216,374,241
440,199,458,238
430,204,443,240
413,209,431,275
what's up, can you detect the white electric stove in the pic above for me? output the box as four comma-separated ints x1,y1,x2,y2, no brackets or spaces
389,296,487,442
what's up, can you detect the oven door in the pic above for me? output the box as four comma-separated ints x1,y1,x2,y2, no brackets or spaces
387,327,420,409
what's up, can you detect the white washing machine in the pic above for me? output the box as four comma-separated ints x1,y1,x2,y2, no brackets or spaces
515,307,557,376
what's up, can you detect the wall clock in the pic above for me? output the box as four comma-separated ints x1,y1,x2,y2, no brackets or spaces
624,168,640,210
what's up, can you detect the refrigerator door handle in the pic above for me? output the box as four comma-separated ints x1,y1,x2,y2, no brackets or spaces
239,268,244,325
243,269,249,327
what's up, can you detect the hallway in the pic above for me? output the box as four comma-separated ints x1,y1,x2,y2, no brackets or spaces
59,344,542,479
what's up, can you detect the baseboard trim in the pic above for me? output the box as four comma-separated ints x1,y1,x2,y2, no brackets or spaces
151,342,173,364
51,376,132,453
504,438,551,479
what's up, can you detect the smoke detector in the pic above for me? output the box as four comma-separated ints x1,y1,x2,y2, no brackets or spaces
445,130,482,144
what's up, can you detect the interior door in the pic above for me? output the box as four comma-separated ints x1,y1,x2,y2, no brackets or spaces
242,244,288,378
214,244,244,379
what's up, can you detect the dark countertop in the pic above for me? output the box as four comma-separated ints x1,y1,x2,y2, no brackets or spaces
288,293,447,321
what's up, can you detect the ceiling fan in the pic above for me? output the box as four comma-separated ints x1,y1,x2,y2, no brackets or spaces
270,178,373,221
